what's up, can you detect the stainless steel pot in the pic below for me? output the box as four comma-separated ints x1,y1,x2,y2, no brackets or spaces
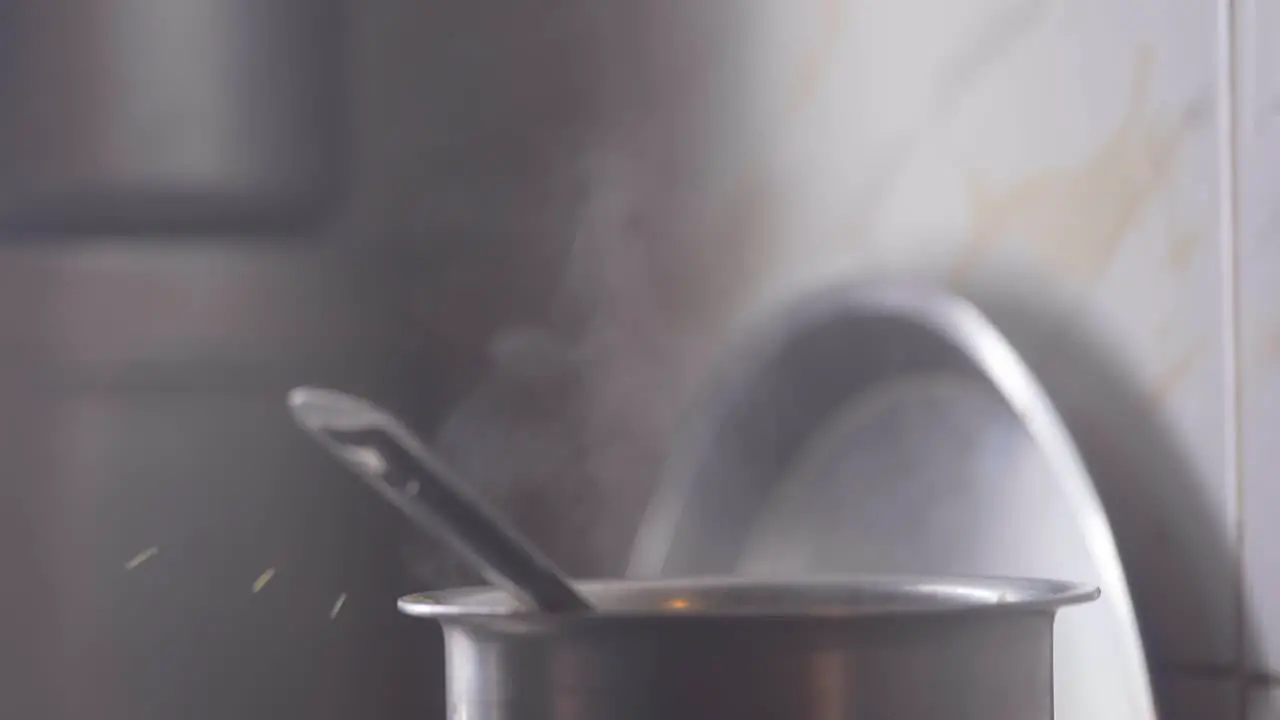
399,576,1097,720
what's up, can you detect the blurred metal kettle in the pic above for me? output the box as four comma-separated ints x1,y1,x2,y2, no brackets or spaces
1,0,344,234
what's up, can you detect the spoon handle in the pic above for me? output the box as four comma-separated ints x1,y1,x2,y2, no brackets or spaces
287,387,591,614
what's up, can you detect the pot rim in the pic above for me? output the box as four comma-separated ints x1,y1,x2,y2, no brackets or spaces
397,574,1099,620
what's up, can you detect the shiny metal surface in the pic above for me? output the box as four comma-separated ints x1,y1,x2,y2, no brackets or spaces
400,575,1098,618
2,0,344,233
0,0,603,716
289,387,591,613
628,282,1157,720
401,576,1095,720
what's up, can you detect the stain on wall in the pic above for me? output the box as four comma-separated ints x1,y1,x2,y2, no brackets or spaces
787,0,844,114
1252,326,1280,371
1166,227,1202,272
1151,338,1207,403
957,48,1200,282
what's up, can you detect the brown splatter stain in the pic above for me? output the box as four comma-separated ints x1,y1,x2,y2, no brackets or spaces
957,48,1198,281
1165,227,1201,271
1256,326,1280,369
1151,339,1207,403
788,0,843,113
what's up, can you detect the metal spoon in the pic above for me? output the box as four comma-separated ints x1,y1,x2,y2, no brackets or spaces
287,386,591,614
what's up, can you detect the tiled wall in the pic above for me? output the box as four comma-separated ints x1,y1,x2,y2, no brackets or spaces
568,0,1264,716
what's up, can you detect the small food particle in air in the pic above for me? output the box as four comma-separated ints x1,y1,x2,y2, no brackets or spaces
124,546,160,570
330,593,347,620
252,568,277,593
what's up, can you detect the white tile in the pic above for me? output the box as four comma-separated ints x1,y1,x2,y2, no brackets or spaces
1244,0,1280,131
1244,362,1280,675
1239,0,1280,676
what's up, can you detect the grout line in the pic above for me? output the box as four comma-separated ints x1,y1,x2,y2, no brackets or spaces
1217,0,1248,715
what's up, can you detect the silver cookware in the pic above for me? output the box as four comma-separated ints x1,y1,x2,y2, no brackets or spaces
400,575,1097,720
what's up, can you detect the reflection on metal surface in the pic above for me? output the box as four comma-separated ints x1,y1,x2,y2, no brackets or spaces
3,0,344,234
809,648,847,720
399,576,1097,619
627,282,1157,720
412,577,1077,720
